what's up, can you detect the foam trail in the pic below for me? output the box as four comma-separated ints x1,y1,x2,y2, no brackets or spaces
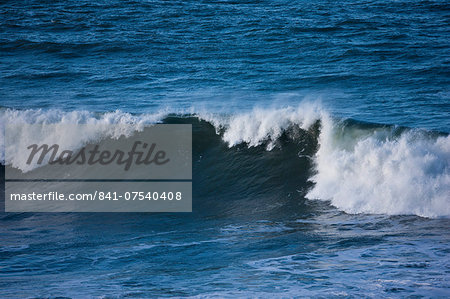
307,116,450,218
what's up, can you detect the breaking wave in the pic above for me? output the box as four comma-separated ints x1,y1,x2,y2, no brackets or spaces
1,103,449,218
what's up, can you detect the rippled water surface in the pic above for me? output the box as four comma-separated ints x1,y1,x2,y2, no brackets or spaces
1,0,449,130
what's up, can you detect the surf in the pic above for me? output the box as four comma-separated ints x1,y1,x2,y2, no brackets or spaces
1,103,449,218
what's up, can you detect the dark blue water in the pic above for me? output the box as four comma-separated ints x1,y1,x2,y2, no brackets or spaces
1,0,449,297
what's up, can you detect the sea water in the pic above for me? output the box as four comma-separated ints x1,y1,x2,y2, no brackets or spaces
0,0,449,297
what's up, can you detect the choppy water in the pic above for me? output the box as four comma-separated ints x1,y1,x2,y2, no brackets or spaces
1,0,449,297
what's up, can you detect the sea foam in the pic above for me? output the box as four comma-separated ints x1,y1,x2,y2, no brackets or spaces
308,115,450,218
0,109,166,171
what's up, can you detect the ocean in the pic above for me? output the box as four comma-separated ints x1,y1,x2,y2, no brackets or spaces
0,0,449,297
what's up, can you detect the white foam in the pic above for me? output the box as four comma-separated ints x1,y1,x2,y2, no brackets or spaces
0,109,168,171
307,116,450,218
197,101,323,150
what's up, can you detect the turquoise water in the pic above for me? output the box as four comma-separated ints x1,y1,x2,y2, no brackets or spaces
0,0,449,297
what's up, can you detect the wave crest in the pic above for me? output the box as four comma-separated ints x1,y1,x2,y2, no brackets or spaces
197,102,323,150
0,109,167,171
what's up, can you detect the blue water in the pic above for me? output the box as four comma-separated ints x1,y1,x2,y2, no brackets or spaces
1,0,449,131
1,0,450,297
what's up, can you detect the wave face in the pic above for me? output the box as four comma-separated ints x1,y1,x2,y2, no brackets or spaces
1,105,449,218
